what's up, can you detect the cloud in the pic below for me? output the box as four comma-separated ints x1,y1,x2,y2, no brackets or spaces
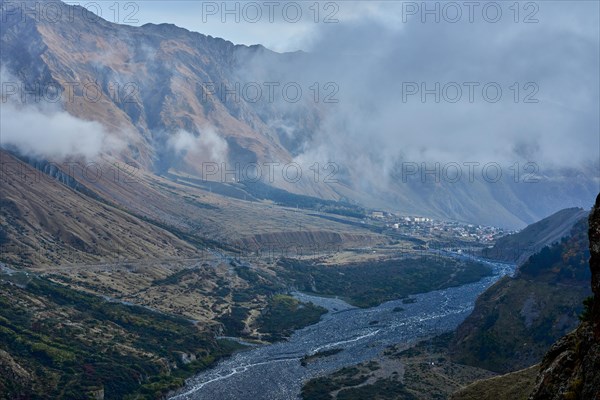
114,1,599,178
167,126,228,163
235,1,599,184
0,102,124,161
0,66,126,161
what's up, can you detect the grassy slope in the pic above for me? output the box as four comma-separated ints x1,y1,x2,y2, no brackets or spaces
255,294,327,341
302,334,495,400
450,365,539,400
0,273,245,399
277,256,493,308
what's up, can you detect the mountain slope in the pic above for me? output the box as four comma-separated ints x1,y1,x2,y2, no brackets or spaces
482,207,589,264
527,193,600,400
0,150,199,266
1,148,385,268
0,270,244,399
0,1,324,193
1,1,597,228
451,193,600,400
451,365,539,400
449,215,591,373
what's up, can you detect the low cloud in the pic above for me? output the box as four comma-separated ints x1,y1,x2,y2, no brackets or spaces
167,126,228,163
238,1,599,185
0,67,125,161
0,102,124,161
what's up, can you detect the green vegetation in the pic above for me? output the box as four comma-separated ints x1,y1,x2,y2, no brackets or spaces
232,264,283,296
450,218,592,373
218,265,328,339
519,219,590,283
304,333,496,400
300,349,343,367
256,295,327,341
451,365,539,400
149,262,325,343
579,296,595,322
218,306,251,336
277,256,492,308
481,208,588,263
449,277,589,373
301,366,370,399
0,275,245,399
337,378,417,400
301,365,417,400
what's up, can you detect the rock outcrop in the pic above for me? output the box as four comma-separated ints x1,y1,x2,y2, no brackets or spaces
590,194,600,336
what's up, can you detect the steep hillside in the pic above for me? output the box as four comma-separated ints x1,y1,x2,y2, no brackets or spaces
0,150,199,267
449,216,591,373
451,365,539,400
451,193,600,400
0,271,244,399
0,149,384,268
527,193,600,400
482,207,589,264
0,0,329,196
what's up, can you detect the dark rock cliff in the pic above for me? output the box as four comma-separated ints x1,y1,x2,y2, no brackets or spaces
590,194,600,336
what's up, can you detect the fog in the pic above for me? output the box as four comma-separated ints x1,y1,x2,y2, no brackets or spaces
235,1,599,185
167,127,229,162
0,102,124,161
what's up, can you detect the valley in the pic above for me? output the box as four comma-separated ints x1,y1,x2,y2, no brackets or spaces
1,144,594,399
1,148,509,398
294,204,596,400
169,255,514,400
1,1,598,399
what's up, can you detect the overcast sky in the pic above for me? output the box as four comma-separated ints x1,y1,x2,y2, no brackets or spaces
115,1,599,52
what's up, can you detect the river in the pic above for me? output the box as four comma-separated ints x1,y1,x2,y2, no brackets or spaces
169,256,514,400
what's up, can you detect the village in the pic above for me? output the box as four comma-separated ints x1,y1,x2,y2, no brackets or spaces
368,210,509,245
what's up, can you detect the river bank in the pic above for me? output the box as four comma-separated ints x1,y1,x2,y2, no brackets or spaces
169,256,514,400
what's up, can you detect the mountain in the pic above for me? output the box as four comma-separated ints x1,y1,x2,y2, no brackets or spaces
297,201,598,400
527,193,600,400
1,0,597,228
482,207,589,265
0,149,383,268
452,193,600,400
449,213,591,373
0,150,201,266
0,0,333,196
0,272,244,399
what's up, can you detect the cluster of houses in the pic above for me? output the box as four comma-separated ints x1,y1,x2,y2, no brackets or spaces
368,211,506,243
